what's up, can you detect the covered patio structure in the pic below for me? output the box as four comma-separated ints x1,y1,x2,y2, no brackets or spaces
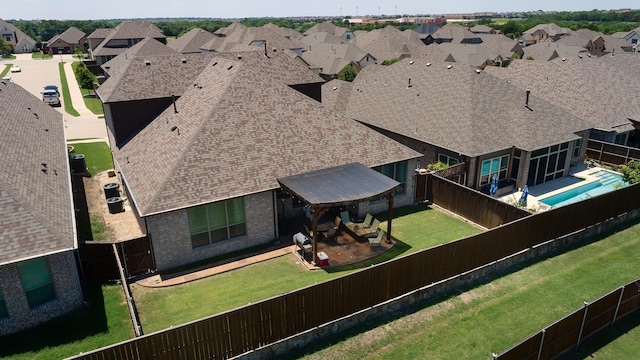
277,162,399,265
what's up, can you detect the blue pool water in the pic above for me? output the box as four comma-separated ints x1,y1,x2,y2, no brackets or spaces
539,170,628,208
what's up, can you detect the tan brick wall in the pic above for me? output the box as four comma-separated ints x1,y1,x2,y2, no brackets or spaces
148,191,276,271
0,252,83,336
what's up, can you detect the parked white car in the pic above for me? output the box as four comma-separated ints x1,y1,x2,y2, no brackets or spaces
41,89,61,106
10,64,21,73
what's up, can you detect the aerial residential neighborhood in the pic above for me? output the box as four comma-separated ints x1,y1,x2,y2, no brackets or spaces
1,5,640,359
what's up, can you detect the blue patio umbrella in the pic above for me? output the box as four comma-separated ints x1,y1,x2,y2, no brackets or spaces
489,173,498,195
518,185,529,206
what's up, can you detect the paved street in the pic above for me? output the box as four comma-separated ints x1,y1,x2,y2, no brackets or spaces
6,53,108,141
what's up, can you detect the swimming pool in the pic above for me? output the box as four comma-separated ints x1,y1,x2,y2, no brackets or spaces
539,170,627,208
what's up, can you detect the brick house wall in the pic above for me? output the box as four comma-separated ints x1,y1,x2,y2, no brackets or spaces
0,251,84,336
147,191,275,271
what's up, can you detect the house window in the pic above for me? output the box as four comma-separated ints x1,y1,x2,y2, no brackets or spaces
527,143,569,186
3,35,11,42
480,155,509,186
573,138,582,158
438,154,459,166
188,197,246,248
346,34,351,40
0,289,7,318
373,161,408,195
18,258,56,308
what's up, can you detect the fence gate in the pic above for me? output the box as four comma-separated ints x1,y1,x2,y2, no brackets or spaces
119,237,155,278
415,173,428,202
77,237,155,281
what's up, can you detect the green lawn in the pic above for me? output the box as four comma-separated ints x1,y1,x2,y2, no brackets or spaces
131,205,482,333
289,219,640,360
1,64,10,77
58,62,80,117
0,283,132,360
72,61,104,115
31,52,53,60
67,141,113,176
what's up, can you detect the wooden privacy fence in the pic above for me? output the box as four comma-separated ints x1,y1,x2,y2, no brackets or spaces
77,237,154,281
428,174,531,229
68,183,640,360
495,279,640,360
586,139,640,165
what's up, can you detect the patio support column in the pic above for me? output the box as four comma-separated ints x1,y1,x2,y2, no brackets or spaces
311,207,328,265
386,192,394,243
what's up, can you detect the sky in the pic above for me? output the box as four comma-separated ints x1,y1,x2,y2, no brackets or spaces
3,0,639,20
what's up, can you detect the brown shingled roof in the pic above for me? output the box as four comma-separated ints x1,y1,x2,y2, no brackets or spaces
352,26,427,62
167,27,217,54
112,55,420,216
325,61,591,157
0,81,75,265
485,54,640,133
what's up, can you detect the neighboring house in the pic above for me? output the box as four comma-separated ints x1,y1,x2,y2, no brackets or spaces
555,28,632,56
0,19,37,53
520,23,571,46
97,38,212,147
522,41,588,62
0,80,83,335
304,22,355,42
86,28,114,52
485,53,640,147
435,43,502,68
101,53,420,271
202,22,306,55
302,31,344,47
322,61,592,194
89,20,166,65
352,26,427,62
612,27,640,52
301,42,377,80
414,23,440,36
470,24,496,34
477,34,524,63
423,23,482,45
45,26,87,54
166,27,217,54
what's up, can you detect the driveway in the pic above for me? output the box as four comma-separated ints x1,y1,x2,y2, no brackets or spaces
6,53,108,141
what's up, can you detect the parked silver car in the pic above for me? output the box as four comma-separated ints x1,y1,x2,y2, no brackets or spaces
41,89,61,107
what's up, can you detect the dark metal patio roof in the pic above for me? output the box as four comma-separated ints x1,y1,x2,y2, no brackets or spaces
277,162,399,207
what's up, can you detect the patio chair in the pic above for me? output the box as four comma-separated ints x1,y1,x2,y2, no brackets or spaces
340,211,353,226
361,213,373,228
323,216,342,241
367,218,381,236
369,230,385,246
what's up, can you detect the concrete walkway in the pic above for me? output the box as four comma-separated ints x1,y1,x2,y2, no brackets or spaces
135,245,299,288
63,61,99,119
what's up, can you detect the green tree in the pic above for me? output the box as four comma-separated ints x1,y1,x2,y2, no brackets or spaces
0,38,11,57
381,58,400,66
75,62,95,94
338,65,358,82
620,160,640,184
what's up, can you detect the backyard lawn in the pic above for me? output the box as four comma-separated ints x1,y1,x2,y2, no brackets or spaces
0,283,132,360
131,204,482,333
287,219,640,360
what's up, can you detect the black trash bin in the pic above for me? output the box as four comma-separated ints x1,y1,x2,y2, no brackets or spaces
106,197,124,214
103,182,120,201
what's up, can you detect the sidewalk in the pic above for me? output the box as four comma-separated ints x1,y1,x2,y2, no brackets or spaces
135,245,299,288
63,61,98,119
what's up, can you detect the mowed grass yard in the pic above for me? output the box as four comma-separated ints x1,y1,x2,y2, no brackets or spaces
131,205,483,333
288,219,640,360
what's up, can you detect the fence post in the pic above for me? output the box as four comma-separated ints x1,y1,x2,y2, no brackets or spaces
536,329,546,360
576,301,589,350
611,286,625,329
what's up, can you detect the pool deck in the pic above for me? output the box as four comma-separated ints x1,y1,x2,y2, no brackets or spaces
498,164,623,212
